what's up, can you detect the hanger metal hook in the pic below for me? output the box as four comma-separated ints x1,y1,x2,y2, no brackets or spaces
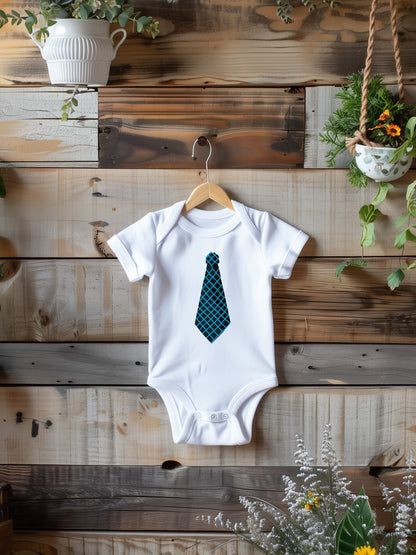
192,136,212,182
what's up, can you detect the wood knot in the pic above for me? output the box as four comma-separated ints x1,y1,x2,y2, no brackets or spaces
36,309,50,327
0,260,21,282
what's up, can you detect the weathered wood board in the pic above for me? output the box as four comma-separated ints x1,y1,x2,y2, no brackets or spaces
1,1,416,86
1,342,416,386
1,168,416,258
0,386,412,466
1,465,408,531
0,88,98,165
98,87,304,168
0,520,13,555
0,87,98,120
12,531,258,554
1,258,415,343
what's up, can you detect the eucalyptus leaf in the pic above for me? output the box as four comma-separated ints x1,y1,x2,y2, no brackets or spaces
372,182,393,206
406,180,416,202
395,214,409,228
387,268,405,290
335,259,367,282
79,4,90,19
360,222,376,248
405,228,416,243
394,229,408,249
359,204,381,225
118,6,133,27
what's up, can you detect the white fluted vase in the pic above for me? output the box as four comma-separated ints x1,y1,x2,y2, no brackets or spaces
30,19,127,86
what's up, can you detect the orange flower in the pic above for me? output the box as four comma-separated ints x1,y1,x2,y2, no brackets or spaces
379,109,390,121
386,123,401,137
304,503,312,510
368,123,384,131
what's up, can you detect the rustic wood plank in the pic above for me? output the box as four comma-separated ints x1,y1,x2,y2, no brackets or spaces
1,168,416,258
0,386,411,466
1,1,416,86
0,87,98,120
0,521,13,555
305,85,416,169
98,87,304,168
13,531,258,555
1,343,416,386
1,465,409,532
0,88,98,165
0,343,149,385
0,119,98,164
1,258,415,343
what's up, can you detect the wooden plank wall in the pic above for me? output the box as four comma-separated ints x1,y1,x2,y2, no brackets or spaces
1,0,416,553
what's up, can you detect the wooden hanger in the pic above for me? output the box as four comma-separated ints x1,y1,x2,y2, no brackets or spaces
182,137,235,213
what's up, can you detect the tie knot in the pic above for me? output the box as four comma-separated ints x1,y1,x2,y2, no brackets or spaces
206,252,219,268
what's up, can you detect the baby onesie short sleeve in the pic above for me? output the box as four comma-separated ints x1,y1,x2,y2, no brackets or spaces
107,212,156,282
260,211,309,279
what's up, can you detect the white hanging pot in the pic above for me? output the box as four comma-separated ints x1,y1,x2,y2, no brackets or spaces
355,143,412,182
30,19,127,86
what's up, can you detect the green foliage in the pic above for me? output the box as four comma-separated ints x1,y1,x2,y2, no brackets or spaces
389,116,416,162
387,268,406,290
320,73,416,188
335,259,367,282
335,182,390,281
0,0,176,38
335,487,375,555
275,0,341,23
387,179,416,289
359,204,381,248
61,88,80,121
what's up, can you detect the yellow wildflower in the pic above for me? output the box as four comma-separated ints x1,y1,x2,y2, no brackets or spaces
353,546,377,555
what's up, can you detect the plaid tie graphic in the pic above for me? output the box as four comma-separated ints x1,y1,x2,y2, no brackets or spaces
195,252,230,343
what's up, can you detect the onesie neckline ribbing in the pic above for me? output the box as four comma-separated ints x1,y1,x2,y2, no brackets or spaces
178,203,241,237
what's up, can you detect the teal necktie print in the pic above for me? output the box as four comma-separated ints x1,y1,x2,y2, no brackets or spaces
195,252,231,343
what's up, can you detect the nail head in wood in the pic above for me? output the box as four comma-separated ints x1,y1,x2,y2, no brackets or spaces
196,136,208,146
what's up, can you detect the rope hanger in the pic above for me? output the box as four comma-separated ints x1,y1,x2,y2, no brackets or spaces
345,0,404,154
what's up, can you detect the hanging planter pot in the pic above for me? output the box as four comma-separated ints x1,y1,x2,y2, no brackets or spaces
30,19,127,87
355,143,412,182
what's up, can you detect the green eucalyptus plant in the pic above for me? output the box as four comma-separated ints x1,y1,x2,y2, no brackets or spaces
0,0,178,121
276,0,341,23
0,0,178,40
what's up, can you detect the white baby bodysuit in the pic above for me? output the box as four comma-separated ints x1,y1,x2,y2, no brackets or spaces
108,200,308,446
